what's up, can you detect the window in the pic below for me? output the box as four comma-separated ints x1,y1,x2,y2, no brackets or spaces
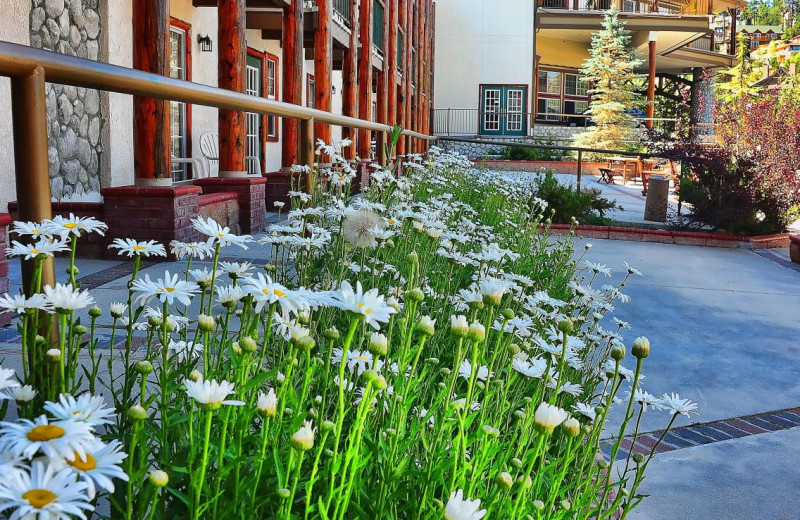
397,29,404,73
537,98,560,121
538,71,561,95
307,74,315,109
373,0,385,53
266,54,279,140
169,23,190,181
564,74,588,96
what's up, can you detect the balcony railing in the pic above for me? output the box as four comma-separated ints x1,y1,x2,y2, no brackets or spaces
333,0,351,26
373,0,385,53
539,0,711,15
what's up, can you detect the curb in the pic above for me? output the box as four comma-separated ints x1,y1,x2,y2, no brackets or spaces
544,224,790,250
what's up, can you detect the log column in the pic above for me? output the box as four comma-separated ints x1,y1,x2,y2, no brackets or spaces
414,0,423,151
282,0,304,168
646,32,657,130
357,0,374,159
132,0,171,186
396,0,407,156
342,0,360,159
376,1,390,164
314,0,333,146
218,0,247,177
387,0,398,132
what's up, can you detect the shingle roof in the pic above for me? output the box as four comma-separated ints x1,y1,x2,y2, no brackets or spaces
739,25,784,34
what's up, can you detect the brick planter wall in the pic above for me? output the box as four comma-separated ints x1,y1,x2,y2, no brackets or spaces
8,202,106,259
194,177,267,234
0,213,10,327
197,193,240,234
265,171,304,210
791,235,800,263
101,185,202,258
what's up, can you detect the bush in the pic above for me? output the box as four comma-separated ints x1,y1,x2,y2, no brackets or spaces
532,170,618,225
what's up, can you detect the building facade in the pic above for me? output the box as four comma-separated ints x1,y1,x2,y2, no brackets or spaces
0,0,436,214
433,0,744,144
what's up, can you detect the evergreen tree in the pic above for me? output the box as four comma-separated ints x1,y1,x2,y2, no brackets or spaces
716,32,763,102
573,8,643,152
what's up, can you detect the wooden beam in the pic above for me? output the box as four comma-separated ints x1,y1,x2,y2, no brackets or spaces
282,0,303,168
646,38,656,130
132,0,171,183
414,0,423,152
403,0,412,154
376,1,390,165
342,0,359,159
314,0,332,145
357,0,373,159
387,0,398,133
218,0,247,176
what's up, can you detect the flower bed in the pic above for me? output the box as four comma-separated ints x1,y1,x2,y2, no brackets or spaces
0,143,697,519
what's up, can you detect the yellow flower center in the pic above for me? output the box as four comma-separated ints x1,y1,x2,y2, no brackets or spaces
26,424,66,442
32,228,40,234
217,233,225,238
355,355,370,361
388,219,396,225
64,223,78,229
31,249,40,254
338,176,346,182
68,452,97,471
357,303,372,315
132,245,146,251
23,489,57,508
274,289,287,298
164,287,175,293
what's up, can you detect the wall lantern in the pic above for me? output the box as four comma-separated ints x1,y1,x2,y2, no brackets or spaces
198,34,213,52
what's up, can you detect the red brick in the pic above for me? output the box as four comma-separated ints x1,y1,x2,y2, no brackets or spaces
727,418,768,435
672,236,707,246
609,230,643,242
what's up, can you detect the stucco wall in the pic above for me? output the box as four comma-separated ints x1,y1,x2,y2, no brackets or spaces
433,0,534,110
0,0,34,212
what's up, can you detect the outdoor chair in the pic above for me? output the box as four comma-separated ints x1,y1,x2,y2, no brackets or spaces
200,131,263,177
598,167,616,184
171,155,207,180
641,160,676,195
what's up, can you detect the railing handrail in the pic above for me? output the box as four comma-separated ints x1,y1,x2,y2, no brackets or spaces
0,41,434,142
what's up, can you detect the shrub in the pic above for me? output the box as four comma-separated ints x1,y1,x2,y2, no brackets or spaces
532,170,618,225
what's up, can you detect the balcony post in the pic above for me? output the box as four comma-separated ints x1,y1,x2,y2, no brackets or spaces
11,66,56,296
282,0,304,168
376,2,389,165
300,118,315,193
357,0,374,159
387,0,399,136
342,0,360,159
403,0,412,154
646,33,657,130
315,0,333,146
396,0,408,155
218,0,247,177
132,0,171,186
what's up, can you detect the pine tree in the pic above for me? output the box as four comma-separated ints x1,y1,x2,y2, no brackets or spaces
573,8,643,152
716,32,763,102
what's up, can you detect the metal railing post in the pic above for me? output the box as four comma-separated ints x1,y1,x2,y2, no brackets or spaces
11,66,56,296
576,149,583,193
301,117,315,193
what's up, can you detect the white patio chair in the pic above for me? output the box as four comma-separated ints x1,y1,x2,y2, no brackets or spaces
171,155,207,180
200,131,262,177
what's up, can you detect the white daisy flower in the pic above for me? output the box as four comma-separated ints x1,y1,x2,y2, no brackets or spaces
49,214,107,237
0,461,92,520
44,394,115,427
184,379,244,410
533,402,569,434
219,261,254,279
189,268,215,286
0,293,54,315
216,285,245,306
243,273,305,315
169,240,214,260
108,238,167,258
331,348,381,375
631,388,662,412
167,341,204,363
257,388,277,417
43,283,95,313
6,238,71,260
458,360,489,381
511,356,547,379
192,217,251,249
0,365,20,398
573,402,597,422
10,220,60,239
0,415,94,460
444,489,486,520
660,392,699,417
61,439,128,499
330,281,397,330
131,271,199,307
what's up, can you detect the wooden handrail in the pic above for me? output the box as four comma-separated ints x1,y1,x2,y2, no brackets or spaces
0,41,435,141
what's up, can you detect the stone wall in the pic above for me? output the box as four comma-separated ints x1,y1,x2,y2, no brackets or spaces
30,0,103,200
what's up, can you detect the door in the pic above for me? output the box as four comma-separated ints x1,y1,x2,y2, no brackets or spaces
169,26,189,181
246,54,263,175
480,85,528,137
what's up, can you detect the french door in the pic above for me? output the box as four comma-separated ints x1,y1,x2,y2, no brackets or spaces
246,54,263,175
169,26,189,181
479,85,528,137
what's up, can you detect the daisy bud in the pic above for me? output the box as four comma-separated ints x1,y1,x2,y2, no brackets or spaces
276,372,286,384
148,315,163,328
291,420,315,451
514,409,526,421
439,367,451,377
188,369,203,382
611,345,626,361
597,459,609,469
363,370,387,390
385,239,395,249
450,315,469,338
466,322,486,343
46,348,61,362
406,288,425,303
88,306,102,318
198,314,215,332
631,336,650,359
510,457,523,469
368,333,388,357
387,297,402,312
416,316,436,337
13,385,36,403
533,500,545,512
406,251,419,265
501,308,515,320
149,469,169,487
557,319,574,334
585,242,593,250
481,425,500,438
322,328,340,341
507,343,521,355
495,472,513,489
278,488,291,499
321,420,335,433
560,500,571,511
432,498,444,509
232,342,243,355
134,360,154,375
583,424,593,435
36,335,47,348
73,325,87,336
67,265,80,276
437,382,447,390
562,417,581,437
241,336,258,354
264,263,277,273
633,452,645,464
110,303,126,318
314,395,323,404
424,357,439,366
257,389,277,418
128,404,148,421
533,402,569,435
